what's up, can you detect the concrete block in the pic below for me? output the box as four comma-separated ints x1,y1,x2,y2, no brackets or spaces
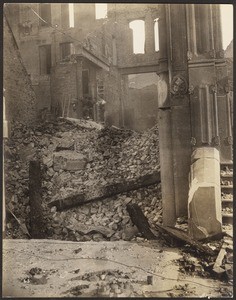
53,151,87,171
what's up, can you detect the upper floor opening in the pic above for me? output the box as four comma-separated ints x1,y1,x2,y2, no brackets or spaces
95,3,107,19
129,19,145,54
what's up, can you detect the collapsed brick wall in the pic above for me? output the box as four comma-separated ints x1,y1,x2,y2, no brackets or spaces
3,15,37,125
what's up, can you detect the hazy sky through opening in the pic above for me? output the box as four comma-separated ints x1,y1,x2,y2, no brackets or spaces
221,4,233,50
95,3,107,19
69,3,74,28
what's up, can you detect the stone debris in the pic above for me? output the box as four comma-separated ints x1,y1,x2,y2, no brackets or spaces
53,151,87,171
19,267,56,285
177,253,211,277
167,284,196,298
176,233,233,285
66,284,90,296
68,269,137,297
48,170,160,210
4,118,161,240
44,183,162,242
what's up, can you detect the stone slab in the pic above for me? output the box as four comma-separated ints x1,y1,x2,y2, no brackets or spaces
53,151,87,171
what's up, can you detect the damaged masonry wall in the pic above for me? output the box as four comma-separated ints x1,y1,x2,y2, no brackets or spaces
5,3,162,130
3,15,37,126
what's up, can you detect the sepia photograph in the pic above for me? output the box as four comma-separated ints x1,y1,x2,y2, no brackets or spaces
2,2,233,298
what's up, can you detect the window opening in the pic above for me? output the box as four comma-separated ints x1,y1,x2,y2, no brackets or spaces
60,42,74,60
39,3,51,26
39,45,51,74
69,3,74,28
154,18,159,52
95,3,107,19
129,20,145,54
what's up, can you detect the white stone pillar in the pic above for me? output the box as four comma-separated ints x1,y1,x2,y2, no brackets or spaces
188,147,222,240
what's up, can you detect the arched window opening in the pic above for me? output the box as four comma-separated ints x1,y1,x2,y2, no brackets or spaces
69,4,74,28
129,20,145,54
95,3,107,19
154,18,159,52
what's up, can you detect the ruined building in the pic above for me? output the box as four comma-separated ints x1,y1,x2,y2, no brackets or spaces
5,3,162,130
4,3,233,239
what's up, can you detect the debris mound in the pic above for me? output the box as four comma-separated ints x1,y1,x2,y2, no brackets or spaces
4,118,161,240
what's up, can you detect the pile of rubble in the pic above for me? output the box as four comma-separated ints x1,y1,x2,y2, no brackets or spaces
46,183,162,242
4,118,161,240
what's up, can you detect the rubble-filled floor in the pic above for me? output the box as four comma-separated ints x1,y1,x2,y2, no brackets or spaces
2,239,231,298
